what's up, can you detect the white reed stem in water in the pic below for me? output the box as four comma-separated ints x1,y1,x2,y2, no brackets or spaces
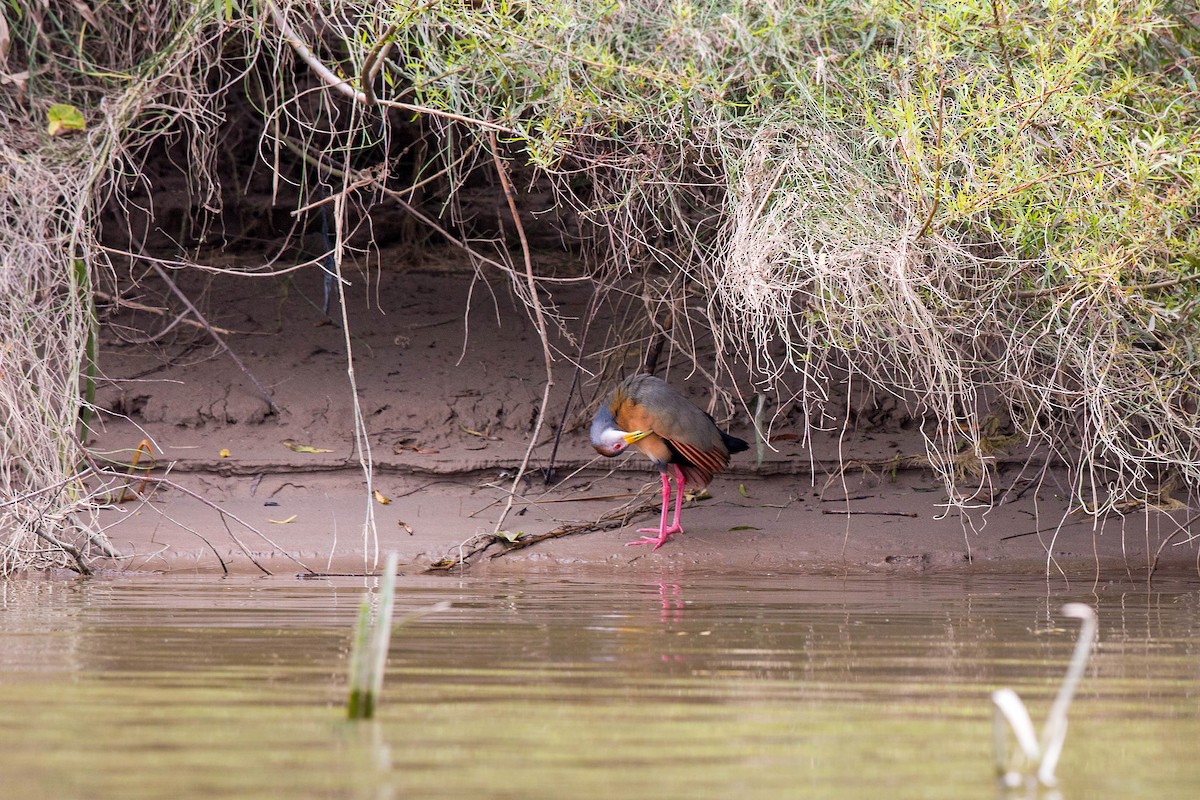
991,603,1098,788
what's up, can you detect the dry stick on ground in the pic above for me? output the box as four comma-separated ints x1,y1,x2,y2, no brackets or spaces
95,290,240,335
425,500,662,571
110,473,316,575
487,131,555,537
69,513,123,560
128,499,231,574
822,509,920,518
30,511,92,575
491,502,661,556
424,533,498,572
147,261,281,416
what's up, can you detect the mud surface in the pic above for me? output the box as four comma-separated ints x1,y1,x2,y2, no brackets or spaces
86,248,1199,579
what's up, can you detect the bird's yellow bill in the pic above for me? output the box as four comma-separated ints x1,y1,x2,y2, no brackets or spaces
623,431,650,444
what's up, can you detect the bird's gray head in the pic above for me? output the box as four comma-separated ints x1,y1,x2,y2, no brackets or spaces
590,405,647,457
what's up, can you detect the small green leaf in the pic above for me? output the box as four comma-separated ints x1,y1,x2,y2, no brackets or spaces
47,103,85,136
495,530,525,543
738,483,750,497
729,525,760,532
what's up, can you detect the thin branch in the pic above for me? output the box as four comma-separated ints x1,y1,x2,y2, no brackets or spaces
493,502,660,554
265,0,519,134
147,261,281,416
822,509,920,518
95,290,241,335
329,180,381,571
914,73,946,240
989,0,1017,95
32,527,91,575
126,474,316,575
360,21,399,107
1014,270,1200,300
486,131,556,536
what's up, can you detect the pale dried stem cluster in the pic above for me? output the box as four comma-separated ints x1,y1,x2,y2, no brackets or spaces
713,116,1200,517
0,150,98,572
4,0,1198,572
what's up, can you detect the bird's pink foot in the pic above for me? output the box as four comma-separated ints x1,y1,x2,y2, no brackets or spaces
625,534,669,550
625,525,682,550
636,524,683,536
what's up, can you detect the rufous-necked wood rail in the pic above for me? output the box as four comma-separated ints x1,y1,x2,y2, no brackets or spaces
590,373,749,549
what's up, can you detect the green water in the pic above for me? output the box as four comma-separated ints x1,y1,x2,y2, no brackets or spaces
1,573,1198,799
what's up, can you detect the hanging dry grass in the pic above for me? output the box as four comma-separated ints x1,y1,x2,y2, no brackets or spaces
0,0,259,571
2,0,1199,572
0,149,99,572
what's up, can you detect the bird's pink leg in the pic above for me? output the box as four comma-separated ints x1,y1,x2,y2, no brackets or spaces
629,466,686,549
627,472,673,549
667,464,686,534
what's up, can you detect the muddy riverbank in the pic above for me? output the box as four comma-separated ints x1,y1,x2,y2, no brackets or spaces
85,250,1199,579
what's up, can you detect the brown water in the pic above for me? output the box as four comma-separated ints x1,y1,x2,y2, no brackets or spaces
0,572,1198,799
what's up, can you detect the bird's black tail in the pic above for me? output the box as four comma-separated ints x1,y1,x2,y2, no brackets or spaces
723,431,750,454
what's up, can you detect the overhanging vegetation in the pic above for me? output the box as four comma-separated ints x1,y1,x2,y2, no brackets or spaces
1,0,1197,571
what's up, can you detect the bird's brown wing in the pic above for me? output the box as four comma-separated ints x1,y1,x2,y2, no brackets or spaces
613,374,731,487
666,439,729,488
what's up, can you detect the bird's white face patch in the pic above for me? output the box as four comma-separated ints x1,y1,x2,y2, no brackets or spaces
593,429,630,457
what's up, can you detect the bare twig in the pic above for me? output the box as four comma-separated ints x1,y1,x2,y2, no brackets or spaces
359,21,399,107
119,474,317,575
96,290,241,335
486,131,556,536
147,261,281,416
914,73,947,240
264,0,518,134
989,0,1017,95
493,502,660,554
822,509,920,518
32,527,91,574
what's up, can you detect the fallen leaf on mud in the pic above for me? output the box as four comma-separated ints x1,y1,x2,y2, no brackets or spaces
398,520,414,535
728,525,760,531
269,515,298,524
738,483,750,497
684,488,712,501
495,530,525,543
283,440,333,454
373,489,391,505
219,448,231,458
461,426,500,441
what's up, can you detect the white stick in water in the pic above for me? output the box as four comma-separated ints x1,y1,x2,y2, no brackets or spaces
991,602,1098,788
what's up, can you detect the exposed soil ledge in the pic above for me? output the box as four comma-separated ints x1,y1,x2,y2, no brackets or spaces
84,258,1200,580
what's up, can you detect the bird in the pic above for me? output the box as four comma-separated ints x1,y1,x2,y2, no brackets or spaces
590,373,749,549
